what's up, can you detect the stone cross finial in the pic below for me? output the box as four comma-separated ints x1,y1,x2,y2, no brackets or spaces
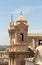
20,10,23,15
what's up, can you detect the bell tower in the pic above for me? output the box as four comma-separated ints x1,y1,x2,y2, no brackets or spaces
15,11,29,45
8,11,29,65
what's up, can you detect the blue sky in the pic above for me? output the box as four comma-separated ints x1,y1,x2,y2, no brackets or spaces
0,0,42,45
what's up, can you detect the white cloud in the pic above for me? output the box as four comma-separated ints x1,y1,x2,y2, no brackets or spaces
0,32,8,35
29,29,42,33
0,32,9,45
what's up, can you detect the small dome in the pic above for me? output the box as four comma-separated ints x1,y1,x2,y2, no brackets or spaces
16,11,27,23
16,15,27,21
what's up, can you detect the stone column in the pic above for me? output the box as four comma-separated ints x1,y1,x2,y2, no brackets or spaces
15,31,17,43
35,40,39,48
32,37,35,49
14,58,16,65
9,58,14,65
9,58,11,65
9,57,14,65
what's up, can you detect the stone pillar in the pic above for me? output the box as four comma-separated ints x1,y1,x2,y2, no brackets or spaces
9,57,14,65
15,31,17,44
14,58,16,65
36,40,38,48
11,58,12,65
32,37,35,49
9,58,11,65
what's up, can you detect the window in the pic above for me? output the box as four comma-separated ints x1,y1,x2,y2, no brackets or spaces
20,33,24,41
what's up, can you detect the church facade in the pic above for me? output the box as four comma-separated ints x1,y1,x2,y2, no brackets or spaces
8,11,42,65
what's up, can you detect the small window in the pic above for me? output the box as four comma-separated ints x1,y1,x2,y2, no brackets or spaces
20,33,24,41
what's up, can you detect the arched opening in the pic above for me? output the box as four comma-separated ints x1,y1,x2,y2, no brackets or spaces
20,33,24,41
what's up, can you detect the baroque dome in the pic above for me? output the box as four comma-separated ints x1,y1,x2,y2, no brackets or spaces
16,11,27,24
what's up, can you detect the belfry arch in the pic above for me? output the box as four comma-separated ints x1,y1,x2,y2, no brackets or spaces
20,33,24,41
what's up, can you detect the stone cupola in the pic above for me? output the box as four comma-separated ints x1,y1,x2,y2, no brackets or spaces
16,11,27,24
